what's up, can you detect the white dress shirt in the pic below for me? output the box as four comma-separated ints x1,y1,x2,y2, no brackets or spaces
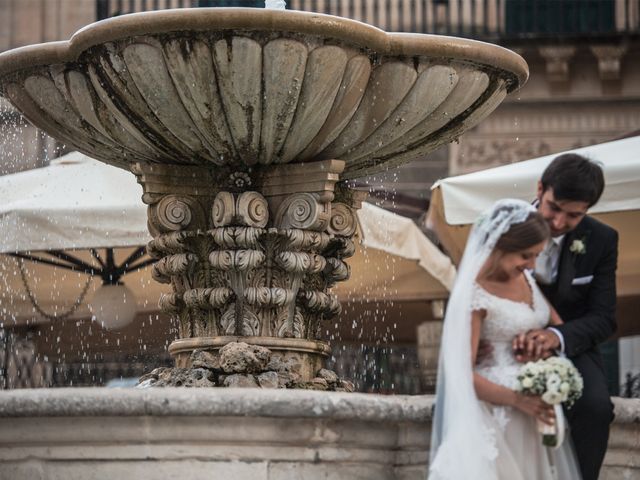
535,235,567,354
535,235,565,285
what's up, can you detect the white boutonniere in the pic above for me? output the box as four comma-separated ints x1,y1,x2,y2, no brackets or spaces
569,239,586,255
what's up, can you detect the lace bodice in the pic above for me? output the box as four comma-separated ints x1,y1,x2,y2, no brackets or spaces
473,270,550,390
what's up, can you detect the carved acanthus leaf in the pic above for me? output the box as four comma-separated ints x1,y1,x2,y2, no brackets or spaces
270,267,293,291
220,305,260,336
298,290,341,316
210,226,265,249
220,306,236,335
325,237,356,259
152,253,197,282
293,307,305,338
147,231,197,258
244,287,295,307
183,287,234,309
276,252,327,273
279,229,331,251
209,249,266,271
324,257,350,282
159,293,185,314
240,309,261,336
276,306,305,338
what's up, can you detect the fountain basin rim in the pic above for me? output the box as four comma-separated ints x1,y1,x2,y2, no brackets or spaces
0,8,528,92
168,336,332,357
2,390,636,422
0,387,434,422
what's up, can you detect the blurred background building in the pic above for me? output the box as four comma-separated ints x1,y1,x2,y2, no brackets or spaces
0,0,638,395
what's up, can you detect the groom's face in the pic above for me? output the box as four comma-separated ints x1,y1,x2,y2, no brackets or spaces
536,184,589,237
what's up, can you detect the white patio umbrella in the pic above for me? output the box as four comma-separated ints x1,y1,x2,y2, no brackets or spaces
0,152,455,328
0,152,150,253
431,136,640,227
427,135,640,335
0,152,155,328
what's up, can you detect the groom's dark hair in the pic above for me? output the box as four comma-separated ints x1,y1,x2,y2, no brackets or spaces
540,153,605,207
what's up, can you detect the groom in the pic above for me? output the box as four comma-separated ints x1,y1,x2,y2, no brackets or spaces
516,153,618,480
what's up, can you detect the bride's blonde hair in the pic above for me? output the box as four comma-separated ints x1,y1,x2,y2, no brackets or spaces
495,211,550,253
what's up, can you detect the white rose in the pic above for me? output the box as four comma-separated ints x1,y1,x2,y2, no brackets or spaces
547,373,561,389
560,382,570,394
542,391,563,405
522,377,534,389
569,239,586,254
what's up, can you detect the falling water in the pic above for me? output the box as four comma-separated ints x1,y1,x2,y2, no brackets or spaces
264,0,286,9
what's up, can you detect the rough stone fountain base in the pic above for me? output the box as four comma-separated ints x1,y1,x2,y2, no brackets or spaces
141,341,353,391
168,339,332,383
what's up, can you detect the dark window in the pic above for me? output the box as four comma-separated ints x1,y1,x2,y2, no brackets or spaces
198,0,271,6
505,0,615,36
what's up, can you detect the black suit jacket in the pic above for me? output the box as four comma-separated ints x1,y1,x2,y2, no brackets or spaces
538,215,618,361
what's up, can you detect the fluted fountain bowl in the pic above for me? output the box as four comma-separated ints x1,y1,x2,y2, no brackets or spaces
0,8,527,178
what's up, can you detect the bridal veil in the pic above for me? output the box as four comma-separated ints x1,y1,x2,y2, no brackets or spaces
429,199,536,480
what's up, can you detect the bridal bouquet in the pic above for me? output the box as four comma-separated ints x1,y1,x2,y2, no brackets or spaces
516,357,584,447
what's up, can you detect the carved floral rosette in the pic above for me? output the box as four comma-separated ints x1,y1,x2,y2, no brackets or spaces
134,159,359,368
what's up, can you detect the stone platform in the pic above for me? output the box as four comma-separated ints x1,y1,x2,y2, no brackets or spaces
0,389,637,479
0,388,429,480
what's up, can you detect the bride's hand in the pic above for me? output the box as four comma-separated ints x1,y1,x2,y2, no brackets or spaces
511,393,556,425
512,333,538,362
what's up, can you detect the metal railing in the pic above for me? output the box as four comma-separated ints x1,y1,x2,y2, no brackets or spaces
95,0,640,42
49,356,173,387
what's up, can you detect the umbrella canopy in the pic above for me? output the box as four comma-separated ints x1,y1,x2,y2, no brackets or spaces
427,135,640,336
0,152,454,326
341,203,454,303
433,136,640,227
0,152,149,253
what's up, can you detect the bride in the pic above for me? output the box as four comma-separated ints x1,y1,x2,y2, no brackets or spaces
429,199,582,479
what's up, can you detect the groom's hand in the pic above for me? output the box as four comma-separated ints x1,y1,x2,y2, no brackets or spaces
524,329,559,360
475,339,494,364
512,330,556,362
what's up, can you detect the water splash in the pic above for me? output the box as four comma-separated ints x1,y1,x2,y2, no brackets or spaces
264,0,286,9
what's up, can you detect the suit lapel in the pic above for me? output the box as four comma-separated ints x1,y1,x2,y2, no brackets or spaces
554,225,592,303
554,232,576,303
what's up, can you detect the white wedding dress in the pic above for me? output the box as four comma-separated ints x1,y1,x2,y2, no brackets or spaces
471,269,582,479
429,199,583,480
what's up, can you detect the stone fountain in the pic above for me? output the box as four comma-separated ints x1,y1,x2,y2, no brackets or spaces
0,7,528,479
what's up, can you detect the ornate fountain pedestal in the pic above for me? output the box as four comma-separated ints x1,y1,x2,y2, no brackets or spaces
133,159,362,380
